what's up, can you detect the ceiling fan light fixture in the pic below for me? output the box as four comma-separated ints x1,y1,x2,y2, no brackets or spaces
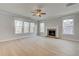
36,13,40,16
32,8,46,17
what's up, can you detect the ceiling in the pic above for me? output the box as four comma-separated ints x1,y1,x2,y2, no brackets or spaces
0,3,79,20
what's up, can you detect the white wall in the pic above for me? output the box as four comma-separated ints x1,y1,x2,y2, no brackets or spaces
41,13,79,41
39,18,59,37
58,13,79,41
0,11,36,42
0,8,79,42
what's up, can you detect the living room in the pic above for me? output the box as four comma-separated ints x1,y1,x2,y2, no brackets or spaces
0,3,79,56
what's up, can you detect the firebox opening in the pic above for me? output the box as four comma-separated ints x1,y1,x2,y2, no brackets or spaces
47,29,56,37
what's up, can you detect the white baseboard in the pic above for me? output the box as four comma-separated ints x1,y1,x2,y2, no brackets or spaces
0,36,79,43
0,36,30,43
62,38,79,42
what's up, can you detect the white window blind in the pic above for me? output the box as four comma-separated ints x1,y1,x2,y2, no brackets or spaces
63,19,74,35
40,23,45,33
15,20,23,34
24,22,29,33
30,23,35,33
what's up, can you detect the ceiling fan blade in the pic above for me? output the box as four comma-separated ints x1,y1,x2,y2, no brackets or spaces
32,14,36,16
41,13,46,15
32,12,36,13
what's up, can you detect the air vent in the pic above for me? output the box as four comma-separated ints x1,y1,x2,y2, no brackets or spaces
66,3,76,7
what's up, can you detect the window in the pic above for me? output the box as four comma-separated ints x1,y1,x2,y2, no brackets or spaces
24,22,29,33
63,19,74,34
15,20,35,34
15,20,23,34
30,23,35,33
40,23,45,33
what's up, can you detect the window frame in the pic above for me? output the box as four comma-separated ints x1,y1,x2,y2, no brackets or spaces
15,20,23,34
62,19,74,35
40,22,45,33
30,22,35,33
14,19,36,34
24,22,30,33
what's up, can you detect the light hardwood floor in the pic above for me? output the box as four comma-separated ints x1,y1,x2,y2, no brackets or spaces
0,36,79,56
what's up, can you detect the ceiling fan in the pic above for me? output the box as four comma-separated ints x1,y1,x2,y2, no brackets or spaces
32,8,46,17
